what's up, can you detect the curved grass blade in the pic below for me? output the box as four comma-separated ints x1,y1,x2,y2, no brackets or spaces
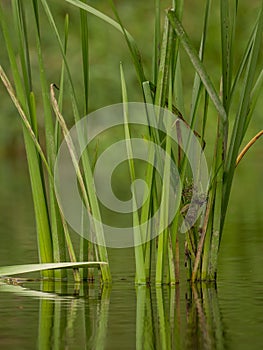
109,0,145,83
0,262,107,277
66,0,145,83
236,130,263,167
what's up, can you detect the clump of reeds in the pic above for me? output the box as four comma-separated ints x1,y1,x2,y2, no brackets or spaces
0,0,111,282
0,0,262,284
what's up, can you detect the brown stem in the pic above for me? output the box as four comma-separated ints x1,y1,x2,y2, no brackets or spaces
236,130,263,167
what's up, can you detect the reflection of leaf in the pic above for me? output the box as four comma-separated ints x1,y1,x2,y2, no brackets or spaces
0,262,107,277
0,282,60,299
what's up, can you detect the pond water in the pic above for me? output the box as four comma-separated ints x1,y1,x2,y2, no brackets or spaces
0,151,262,349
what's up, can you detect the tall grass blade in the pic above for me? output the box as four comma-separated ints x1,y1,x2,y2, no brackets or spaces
50,85,111,282
79,0,90,279
167,9,227,124
153,0,160,84
154,14,174,284
41,0,111,283
243,67,263,133
220,0,233,112
222,2,263,227
32,1,67,275
230,19,258,103
120,63,146,284
154,15,174,108
189,0,211,127
80,0,89,115
0,4,54,276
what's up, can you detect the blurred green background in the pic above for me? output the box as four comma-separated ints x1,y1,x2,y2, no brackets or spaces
0,0,262,159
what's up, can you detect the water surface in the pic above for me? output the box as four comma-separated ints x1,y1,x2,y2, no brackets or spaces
0,155,262,349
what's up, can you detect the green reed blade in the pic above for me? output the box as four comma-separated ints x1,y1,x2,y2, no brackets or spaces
167,9,227,125
156,74,175,285
167,74,178,284
120,63,146,284
189,0,211,127
230,19,257,104
153,0,160,85
154,15,174,108
39,0,81,124
55,13,81,278
55,13,69,155
243,68,263,134
80,0,89,115
141,82,155,282
220,0,233,112
51,87,110,282
57,14,69,114
32,1,68,275
0,4,54,276
41,0,111,282
222,3,263,229
11,0,32,96
79,1,90,279
152,11,179,285
171,0,184,84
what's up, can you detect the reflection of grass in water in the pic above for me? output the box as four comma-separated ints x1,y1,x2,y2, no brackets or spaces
0,0,262,285
134,284,225,350
1,280,224,349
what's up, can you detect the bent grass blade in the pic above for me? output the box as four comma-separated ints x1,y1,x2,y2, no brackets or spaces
0,262,108,278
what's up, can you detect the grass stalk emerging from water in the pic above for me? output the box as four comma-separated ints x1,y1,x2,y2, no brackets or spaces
0,0,262,284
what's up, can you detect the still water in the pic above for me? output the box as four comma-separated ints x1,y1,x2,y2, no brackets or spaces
0,152,262,349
